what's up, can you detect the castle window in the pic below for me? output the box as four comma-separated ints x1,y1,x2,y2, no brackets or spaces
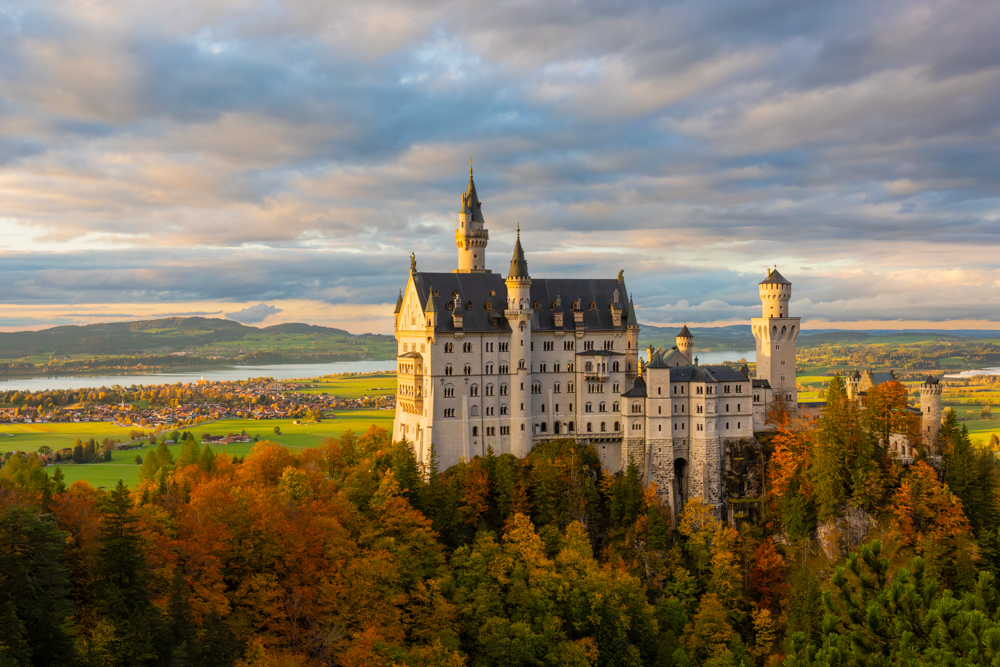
658,425,661,431
487,406,494,416
567,382,575,392
444,386,454,398
585,402,593,413
615,421,620,431
674,386,678,395
471,406,479,417
553,382,561,393
780,375,785,382
584,341,594,351
674,423,677,431
564,341,575,351
754,394,760,401
540,363,547,373
613,402,619,412
697,405,703,414
532,382,542,394
658,406,661,414
568,421,575,432
726,422,730,430
737,403,740,412
599,402,606,412
464,364,472,376
501,404,508,415
568,363,574,372
530,342,534,351
725,404,729,412
444,408,455,418
445,364,453,376
585,362,593,372
697,424,703,432
486,363,494,374
600,422,606,432
544,341,554,351
682,423,685,430
500,383,508,396
554,363,561,372
445,342,453,353
500,342,509,352
471,384,479,397
519,359,526,370
737,421,741,429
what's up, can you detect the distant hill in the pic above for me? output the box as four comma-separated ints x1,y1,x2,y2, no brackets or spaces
639,324,998,352
0,317,394,363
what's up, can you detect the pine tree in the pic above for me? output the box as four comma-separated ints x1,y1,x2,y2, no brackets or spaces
175,436,201,469
198,443,217,472
809,374,854,521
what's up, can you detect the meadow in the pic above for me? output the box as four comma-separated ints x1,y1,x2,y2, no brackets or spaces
290,372,397,399
7,410,394,489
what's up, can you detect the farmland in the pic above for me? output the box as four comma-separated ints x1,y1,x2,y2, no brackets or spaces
4,410,394,489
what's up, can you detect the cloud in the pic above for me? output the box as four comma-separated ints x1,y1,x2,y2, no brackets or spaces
225,303,282,324
0,0,995,328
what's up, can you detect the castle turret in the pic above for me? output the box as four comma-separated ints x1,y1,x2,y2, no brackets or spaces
504,226,532,456
750,268,801,410
455,167,489,272
919,375,943,451
676,324,693,364
625,291,640,380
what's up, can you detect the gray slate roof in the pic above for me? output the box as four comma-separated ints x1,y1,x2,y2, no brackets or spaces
621,376,647,397
508,232,529,280
677,324,693,338
760,269,791,285
410,272,633,333
668,365,749,383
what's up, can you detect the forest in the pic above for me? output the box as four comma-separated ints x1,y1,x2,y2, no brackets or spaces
2,375,1000,666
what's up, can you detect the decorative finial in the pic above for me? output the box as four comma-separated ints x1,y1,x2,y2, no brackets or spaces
617,269,624,282
410,252,416,271
516,223,520,238
470,156,473,175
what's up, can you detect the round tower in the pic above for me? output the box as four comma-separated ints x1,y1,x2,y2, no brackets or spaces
759,267,792,318
455,167,489,272
919,375,943,452
676,324,693,364
504,226,533,457
750,267,801,412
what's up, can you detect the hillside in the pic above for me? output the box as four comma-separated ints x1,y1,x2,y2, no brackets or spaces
0,317,396,374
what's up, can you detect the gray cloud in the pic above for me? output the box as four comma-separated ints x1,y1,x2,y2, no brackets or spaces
225,303,282,324
0,0,995,327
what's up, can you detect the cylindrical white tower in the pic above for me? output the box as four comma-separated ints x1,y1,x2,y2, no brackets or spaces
455,168,489,273
676,324,693,364
505,227,533,457
919,375,943,452
750,267,801,414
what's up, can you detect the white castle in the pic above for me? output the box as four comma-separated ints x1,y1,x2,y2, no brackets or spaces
392,170,940,522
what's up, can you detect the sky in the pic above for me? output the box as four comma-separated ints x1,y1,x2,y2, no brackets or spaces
0,0,998,335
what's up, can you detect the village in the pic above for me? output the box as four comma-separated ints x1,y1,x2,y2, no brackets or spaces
0,376,396,430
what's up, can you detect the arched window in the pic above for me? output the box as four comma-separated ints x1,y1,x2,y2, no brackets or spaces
445,364,453,376
518,359,526,369
553,363,560,372
486,384,494,396
445,342,453,353
568,421,575,432
472,426,478,436
613,361,620,372
470,405,479,417
500,404,508,415
470,384,479,397
613,401,619,412
539,363,546,373
585,402,593,413
585,361,593,372
614,421,620,431
500,383,508,396
464,364,472,376
600,421,606,432
587,422,593,432
599,402,606,412
553,382,561,393
540,422,547,432
486,363,494,374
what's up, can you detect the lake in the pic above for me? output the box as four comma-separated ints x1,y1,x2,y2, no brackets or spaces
944,367,1000,379
0,360,399,391
0,350,757,392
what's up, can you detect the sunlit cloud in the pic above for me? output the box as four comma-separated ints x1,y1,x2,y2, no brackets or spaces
0,0,996,332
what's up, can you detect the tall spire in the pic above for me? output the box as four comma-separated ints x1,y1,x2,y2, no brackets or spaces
460,164,484,223
507,224,529,280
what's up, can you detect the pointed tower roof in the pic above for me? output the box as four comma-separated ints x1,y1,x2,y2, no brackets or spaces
677,324,693,338
626,294,639,327
459,167,485,223
425,287,437,313
760,268,791,285
394,290,403,314
507,225,529,280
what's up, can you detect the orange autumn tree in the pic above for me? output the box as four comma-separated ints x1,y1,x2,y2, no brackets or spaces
891,460,977,586
767,406,816,539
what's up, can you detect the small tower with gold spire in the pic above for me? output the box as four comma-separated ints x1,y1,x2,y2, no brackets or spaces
455,162,489,272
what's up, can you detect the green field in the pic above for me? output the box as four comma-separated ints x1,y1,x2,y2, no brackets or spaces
9,410,395,489
291,372,397,399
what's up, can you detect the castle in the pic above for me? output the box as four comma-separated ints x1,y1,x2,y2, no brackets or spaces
392,169,940,523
